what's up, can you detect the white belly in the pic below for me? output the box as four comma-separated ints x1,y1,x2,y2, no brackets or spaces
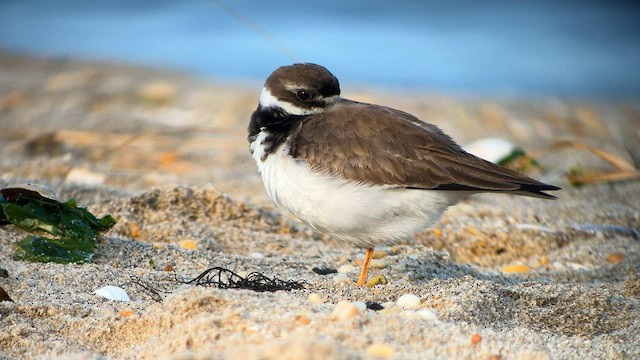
250,131,463,248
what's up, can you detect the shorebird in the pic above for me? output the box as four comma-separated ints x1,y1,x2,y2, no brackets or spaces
248,63,559,285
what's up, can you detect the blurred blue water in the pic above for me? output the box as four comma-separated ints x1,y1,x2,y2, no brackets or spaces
0,0,639,98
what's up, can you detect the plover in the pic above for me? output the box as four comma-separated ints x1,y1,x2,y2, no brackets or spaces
248,63,559,285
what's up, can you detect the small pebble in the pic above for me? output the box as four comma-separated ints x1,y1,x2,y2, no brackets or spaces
417,309,438,321
353,301,367,313
471,333,482,344
295,314,311,325
119,310,134,317
128,222,141,238
365,301,384,311
0,285,13,302
366,275,388,287
501,264,531,273
367,344,394,359
397,294,421,309
607,252,625,264
312,267,337,275
179,239,198,251
338,264,357,273
371,259,387,269
308,293,326,305
332,273,349,283
332,301,361,321
249,252,264,259
539,256,549,266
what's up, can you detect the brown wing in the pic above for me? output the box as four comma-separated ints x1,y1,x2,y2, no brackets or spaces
290,99,559,198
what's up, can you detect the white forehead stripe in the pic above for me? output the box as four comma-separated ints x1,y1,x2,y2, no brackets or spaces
259,87,322,116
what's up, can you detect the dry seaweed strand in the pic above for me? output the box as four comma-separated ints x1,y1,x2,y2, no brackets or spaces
529,140,640,185
182,266,305,292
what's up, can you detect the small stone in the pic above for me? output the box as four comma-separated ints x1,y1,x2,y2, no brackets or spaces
128,222,141,238
501,264,531,273
367,344,394,359
338,264,357,273
371,259,387,269
295,314,311,325
366,275,388,287
432,228,442,237
332,273,349,283
607,252,625,264
417,309,438,321
471,333,482,344
164,265,175,272
0,285,13,302
466,226,481,236
397,294,421,309
540,256,549,266
365,301,384,311
308,293,326,305
332,301,361,321
353,301,367,313
249,252,265,259
179,239,198,250
312,267,337,275
119,310,134,317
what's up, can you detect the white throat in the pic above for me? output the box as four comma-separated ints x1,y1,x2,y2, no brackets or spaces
259,87,326,116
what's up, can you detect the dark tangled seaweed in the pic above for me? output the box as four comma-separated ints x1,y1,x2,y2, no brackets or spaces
182,267,305,292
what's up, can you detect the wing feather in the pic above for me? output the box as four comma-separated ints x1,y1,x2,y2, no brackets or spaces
290,99,559,198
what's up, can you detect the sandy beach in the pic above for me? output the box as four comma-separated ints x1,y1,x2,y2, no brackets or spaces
1,52,639,359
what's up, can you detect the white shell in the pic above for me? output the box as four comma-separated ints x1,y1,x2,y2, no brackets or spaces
396,294,421,309
94,285,131,302
464,137,516,164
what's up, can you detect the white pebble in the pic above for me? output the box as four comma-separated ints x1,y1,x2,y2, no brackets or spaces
417,309,438,321
94,286,130,302
333,301,361,320
332,273,349,282
353,301,367,313
396,294,421,309
338,264,357,273
249,252,264,259
371,259,387,269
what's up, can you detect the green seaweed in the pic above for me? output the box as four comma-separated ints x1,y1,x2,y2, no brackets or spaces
0,187,116,263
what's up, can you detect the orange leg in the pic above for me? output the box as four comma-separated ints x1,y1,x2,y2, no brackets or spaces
356,247,374,286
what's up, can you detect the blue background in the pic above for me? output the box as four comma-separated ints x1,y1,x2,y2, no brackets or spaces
1,0,639,98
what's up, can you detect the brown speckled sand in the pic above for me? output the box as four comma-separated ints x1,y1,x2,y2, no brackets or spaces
1,52,639,359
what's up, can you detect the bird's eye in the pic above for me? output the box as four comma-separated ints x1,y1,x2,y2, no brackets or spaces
296,90,312,101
